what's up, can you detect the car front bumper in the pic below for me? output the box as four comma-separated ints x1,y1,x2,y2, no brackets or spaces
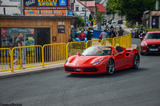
64,64,106,74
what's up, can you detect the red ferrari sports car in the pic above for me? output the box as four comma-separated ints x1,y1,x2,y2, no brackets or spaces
64,46,140,75
140,31,160,55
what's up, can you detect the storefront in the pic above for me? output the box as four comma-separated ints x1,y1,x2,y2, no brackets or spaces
143,11,160,29
0,16,76,48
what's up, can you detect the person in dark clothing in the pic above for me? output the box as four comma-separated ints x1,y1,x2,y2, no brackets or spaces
118,27,124,36
87,28,92,40
109,26,117,38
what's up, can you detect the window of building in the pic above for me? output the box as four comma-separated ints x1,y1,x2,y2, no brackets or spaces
76,7,79,11
82,7,86,12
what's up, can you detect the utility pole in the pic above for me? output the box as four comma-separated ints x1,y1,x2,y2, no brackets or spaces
20,0,23,15
156,0,159,10
85,0,87,28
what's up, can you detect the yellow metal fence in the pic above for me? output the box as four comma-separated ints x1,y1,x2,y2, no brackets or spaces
11,45,43,71
0,48,11,72
0,34,131,72
43,43,66,66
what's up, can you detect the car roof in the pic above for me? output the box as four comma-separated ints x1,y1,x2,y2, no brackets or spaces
147,31,160,33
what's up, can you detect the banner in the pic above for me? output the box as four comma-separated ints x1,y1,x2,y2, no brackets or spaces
59,0,67,6
38,0,58,6
23,0,68,8
25,10,67,16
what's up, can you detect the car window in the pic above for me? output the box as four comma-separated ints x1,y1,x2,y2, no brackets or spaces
145,33,160,39
116,46,124,52
82,46,112,56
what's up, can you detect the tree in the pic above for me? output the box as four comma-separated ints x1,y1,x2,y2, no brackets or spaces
75,16,85,27
89,14,93,21
107,0,156,24
96,12,104,23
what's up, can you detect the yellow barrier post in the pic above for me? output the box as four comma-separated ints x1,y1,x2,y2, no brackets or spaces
42,46,45,68
66,43,69,59
11,49,14,72
100,39,103,45
112,38,115,47
86,41,88,48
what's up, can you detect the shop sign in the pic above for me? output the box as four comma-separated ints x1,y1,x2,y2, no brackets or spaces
58,25,65,33
58,21,65,25
23,0,68,9
150,11,160,16
38,0,57,6
67,11,73,16
59,0,67,6
24,9,66,16
24,0,36,7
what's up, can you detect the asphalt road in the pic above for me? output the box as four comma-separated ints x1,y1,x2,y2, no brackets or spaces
0,38,160,106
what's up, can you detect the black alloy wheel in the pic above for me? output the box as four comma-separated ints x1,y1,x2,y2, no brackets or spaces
107,59,115,75
133,54,140,69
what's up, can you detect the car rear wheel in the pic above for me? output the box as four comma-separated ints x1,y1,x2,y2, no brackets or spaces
107,59,115,75
140,52,145,55
133,54,140,69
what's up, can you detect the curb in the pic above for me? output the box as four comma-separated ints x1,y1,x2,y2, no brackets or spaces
0,64,64,79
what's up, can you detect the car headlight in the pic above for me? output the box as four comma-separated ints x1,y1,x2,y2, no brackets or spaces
65,59,69,64
92,58,104,65
141,42,147,46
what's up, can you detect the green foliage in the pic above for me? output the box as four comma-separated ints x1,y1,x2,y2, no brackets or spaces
76,16,85,27
107,0,156,23
96,12,104,23
89,14,93,21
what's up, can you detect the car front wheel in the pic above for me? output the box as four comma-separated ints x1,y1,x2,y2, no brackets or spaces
107,59,115,75
133,54,140,69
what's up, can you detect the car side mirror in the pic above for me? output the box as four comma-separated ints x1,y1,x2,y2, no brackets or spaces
77,52,81,56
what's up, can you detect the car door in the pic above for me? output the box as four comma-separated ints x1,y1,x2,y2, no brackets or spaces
114,50,127,69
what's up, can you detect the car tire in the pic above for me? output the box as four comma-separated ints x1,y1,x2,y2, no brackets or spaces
133,54,140,69
140,52,145,55
107,59,115,75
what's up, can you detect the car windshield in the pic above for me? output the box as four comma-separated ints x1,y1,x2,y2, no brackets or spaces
82,46,112,56
145,33,160,39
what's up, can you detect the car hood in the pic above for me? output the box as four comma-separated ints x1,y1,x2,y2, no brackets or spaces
67,55,109,66
143,39,160,45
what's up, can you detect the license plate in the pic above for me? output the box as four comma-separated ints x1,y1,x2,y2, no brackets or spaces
149,48,158,51
76,69,81,72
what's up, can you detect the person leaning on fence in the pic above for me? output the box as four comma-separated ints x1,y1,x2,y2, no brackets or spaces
16,33,25,46
14,33,25,68
78,29,86,41
13,40,24,68
99,29,108,41
118,27,124,36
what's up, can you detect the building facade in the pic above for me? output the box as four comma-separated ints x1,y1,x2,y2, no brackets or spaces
0,0,21,15
0,0,76,48
73,0,91,19
143,11,160,29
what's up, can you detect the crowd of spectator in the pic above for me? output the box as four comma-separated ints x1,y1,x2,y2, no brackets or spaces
69,26,124,42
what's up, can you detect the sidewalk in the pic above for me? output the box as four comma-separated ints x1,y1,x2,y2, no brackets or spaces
0,63,64,79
